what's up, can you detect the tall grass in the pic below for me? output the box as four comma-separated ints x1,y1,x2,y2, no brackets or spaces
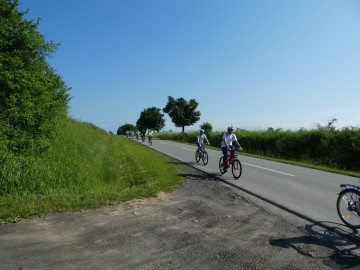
0,118,181,223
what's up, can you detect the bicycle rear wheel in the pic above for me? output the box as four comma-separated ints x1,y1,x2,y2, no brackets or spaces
202,151,208,165
231,159,242,179
337,189,360,229
219,156,226,174
195,150,200,163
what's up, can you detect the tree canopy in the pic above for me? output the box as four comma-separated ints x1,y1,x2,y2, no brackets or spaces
117,123,137,135
163,96,201,133
136,107,165,132
0,0,70,155
200,122,213,133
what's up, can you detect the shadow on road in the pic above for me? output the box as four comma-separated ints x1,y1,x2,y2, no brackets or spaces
167,160,221,180
270,221,360,269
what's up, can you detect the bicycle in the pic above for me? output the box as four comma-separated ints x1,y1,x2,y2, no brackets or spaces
218,147,242,179
337,184,360,229
195,144,208,165
141,133,145,143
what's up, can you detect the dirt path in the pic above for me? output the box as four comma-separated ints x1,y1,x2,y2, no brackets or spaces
1,163,360,269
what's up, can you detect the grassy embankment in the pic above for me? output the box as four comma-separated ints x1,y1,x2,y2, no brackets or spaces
156,129,360,178
0,119,181,224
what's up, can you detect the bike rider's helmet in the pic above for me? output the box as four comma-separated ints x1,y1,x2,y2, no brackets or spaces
200,129,204,134
227,126,234,131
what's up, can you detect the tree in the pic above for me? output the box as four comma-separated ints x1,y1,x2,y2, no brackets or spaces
0,0,70,155
117,123,136,135
136,107,165,132
200,122,213,133
163,96,201,133
316,118,338,131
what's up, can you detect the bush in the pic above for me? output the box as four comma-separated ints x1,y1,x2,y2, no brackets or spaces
0,0,70,156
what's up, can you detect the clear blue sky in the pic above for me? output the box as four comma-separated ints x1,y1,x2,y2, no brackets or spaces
21,0,360,132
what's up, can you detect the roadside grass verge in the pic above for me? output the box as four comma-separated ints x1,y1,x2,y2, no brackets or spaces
0,119,181,224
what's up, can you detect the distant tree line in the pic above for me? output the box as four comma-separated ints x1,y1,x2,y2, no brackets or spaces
117,96,202,135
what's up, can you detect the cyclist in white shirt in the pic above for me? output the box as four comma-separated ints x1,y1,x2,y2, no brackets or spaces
221,126,243,172
196,129,209,154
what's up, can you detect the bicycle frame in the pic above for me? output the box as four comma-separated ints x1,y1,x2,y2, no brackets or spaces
195,143,208,165
225,149,237,167
199,144,206,155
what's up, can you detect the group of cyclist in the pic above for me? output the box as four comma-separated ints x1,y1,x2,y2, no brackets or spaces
128,126,243,172
126,129,154,145
196,126,243,172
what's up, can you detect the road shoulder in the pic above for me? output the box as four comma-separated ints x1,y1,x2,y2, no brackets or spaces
0,163,359,269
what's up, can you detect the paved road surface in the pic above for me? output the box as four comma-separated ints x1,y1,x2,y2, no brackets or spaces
145,138,360,232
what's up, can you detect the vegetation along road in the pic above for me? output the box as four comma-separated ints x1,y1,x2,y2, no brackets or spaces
147,137,360,237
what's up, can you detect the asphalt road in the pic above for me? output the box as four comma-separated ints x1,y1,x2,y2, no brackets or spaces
146,138,360,232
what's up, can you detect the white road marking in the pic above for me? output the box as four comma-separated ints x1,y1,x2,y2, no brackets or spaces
243,162,295,177
177,144,294,176
181,147,195,151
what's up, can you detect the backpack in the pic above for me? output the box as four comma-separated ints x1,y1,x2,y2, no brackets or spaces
220,133,227,143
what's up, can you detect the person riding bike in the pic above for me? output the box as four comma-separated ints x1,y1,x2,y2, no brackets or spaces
196,129,209,155
148,129,154,145
221,126,243,172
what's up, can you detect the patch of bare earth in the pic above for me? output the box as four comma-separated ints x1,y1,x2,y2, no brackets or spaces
1,165,360,269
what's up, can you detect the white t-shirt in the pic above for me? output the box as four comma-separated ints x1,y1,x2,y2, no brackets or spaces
221,133,237,148
197,134,208,145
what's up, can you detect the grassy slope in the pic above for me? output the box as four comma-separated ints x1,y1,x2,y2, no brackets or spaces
0,119,181,223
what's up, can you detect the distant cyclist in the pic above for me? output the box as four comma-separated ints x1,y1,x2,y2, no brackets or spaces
196,129,209,154
141,131,146,143
148,129,154,146
221,126,243,172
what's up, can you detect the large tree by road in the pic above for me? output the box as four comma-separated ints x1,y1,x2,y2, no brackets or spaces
163,96,201,133
136,107,165,132
0,0,70,155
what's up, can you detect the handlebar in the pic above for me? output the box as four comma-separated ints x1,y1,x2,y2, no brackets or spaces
228,146,243,152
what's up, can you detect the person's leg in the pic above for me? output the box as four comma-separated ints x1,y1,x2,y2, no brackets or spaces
196,142,201,152
222,147,228,171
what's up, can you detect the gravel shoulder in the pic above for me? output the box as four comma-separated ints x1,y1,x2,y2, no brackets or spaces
1,162,360,269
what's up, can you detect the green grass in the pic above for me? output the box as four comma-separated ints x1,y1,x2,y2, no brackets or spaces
0,119,182,224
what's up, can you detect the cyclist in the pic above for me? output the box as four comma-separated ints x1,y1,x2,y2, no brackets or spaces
148,129,154,146
221,126,243,172
196,129,209,155
141,131,146,143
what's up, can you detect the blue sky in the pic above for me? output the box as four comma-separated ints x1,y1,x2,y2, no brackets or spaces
21,0,360,132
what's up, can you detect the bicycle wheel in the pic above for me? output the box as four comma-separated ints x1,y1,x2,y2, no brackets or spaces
202,151,208,165
219,156,226,174
195,150,200,163
337,189,360,229
231,159,242,179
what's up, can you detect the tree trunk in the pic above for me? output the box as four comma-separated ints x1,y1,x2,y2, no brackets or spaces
182,126,185,133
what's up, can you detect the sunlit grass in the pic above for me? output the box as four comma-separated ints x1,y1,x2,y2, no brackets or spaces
0,119,181,223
